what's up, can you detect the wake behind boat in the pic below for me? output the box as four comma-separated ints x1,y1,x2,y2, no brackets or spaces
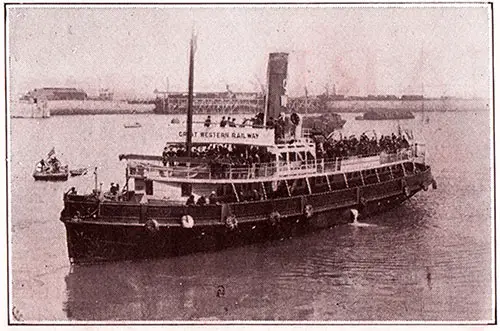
60,41,436,264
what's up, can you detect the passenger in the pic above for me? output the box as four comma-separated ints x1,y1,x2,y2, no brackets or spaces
204,116,211,127
39,159,46,171
52,160,60,172
110,183,118,195
266,117,274,128
162,147,168,166
220,116,227,127
196,195,207,206
208,191,217,204
67,187,77,195
252,189,261,201
228,118,237,127
186,194,195,206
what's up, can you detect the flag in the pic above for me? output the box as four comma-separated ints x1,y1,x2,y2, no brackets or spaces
47,147,55,158
404,129,414,141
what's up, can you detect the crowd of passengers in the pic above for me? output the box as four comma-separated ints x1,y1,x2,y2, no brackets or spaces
163,131,410,166
37,156,63,173
319,132,411,160
203,112,268,128
162,144,274,168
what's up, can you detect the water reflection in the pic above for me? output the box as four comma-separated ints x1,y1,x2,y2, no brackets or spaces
63,204,442,321
63,242,317,320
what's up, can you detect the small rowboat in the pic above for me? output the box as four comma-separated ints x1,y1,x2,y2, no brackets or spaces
124,122,141,128
33,165,69,181
70,168,88,176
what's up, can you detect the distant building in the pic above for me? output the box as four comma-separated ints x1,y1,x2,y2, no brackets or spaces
22,87,87,101
98,88,113,101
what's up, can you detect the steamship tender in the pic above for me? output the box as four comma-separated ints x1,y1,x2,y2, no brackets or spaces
60,43,436,263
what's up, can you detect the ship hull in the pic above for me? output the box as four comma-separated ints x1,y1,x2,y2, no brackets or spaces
33,171,69,181
61,166,434,264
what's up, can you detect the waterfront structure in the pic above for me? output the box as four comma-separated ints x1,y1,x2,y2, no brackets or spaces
22,87,88,101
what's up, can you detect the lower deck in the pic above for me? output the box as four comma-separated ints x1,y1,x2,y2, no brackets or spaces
61,162,434,227
61,163,434,263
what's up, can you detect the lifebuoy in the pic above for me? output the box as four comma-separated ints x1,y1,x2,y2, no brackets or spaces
290,113,300,126
304,204,313,218
145,219,160,234
269,211,281,226
225,215,238,230
181,215,194,229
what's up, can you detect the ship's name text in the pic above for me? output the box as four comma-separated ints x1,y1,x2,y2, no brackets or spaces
178,131,260,139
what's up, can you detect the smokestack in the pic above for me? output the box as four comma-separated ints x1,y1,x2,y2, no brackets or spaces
265,52,289,123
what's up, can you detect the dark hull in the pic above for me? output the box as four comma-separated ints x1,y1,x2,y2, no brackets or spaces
355,117,415,121
33,172,69,181
64,196,399,264
355,110,415,121
61,166,434,264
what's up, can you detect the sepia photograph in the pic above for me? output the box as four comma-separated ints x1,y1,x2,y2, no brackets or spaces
6,2,494,323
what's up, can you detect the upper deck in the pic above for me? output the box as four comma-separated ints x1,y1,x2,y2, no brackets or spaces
122,144,425,184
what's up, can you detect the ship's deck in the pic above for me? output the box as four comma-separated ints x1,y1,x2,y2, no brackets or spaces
125,148,423,184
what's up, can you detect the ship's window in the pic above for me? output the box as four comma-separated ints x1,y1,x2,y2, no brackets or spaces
180,183,191,197
145,180,154,195
216,185,224,197
279,153,286,162
135,179,145,191
306,151,315,160
289,152,297,162
299,151,306,161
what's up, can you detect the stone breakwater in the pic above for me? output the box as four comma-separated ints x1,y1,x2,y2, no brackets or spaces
10,100,155,117
326,98,489,112
48,100,155,115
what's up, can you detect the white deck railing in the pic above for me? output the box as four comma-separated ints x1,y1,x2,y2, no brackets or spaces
127,147,424,182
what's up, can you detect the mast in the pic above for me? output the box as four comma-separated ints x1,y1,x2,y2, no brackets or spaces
304,86,308,115
186,34,196,157
420,45,425,124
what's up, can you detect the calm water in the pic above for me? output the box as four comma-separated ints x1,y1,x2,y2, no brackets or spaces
9,111,494,322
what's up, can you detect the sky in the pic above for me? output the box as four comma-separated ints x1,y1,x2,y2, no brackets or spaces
7,4,492,99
